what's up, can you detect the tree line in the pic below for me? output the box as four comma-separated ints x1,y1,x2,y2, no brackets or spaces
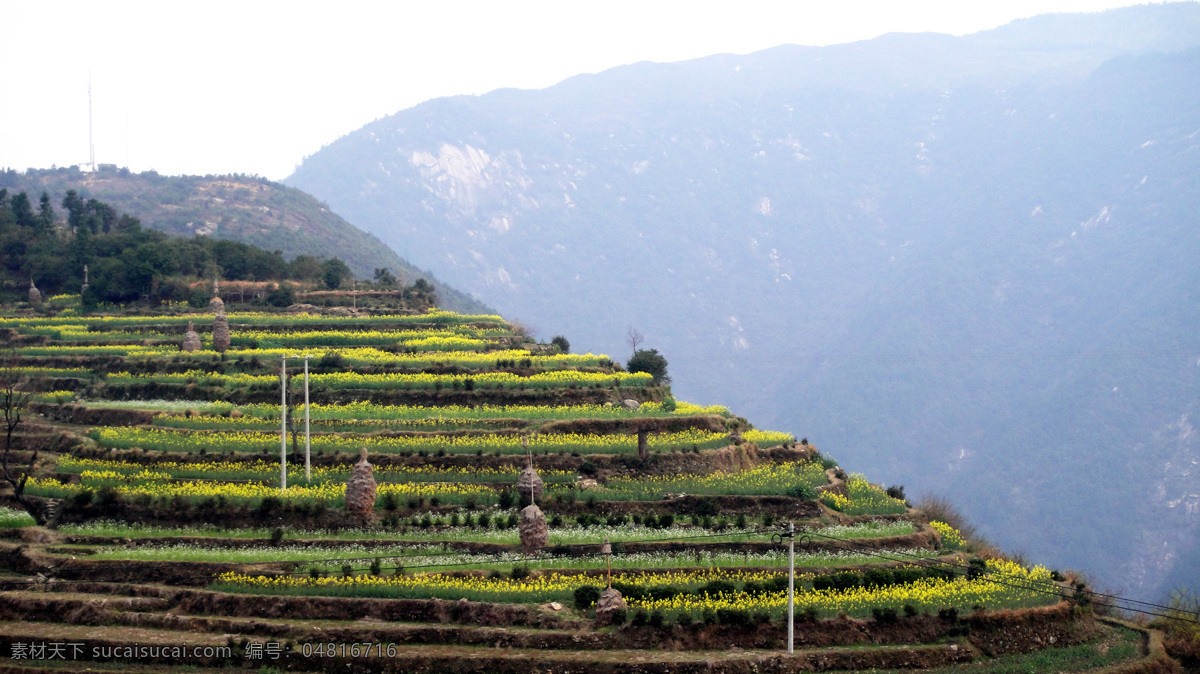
0,189,421,307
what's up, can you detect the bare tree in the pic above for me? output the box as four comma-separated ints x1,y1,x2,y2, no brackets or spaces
626,326,645,357
0,356,48,525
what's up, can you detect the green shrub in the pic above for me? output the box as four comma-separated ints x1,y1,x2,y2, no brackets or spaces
701,607,717,625
717,608,750,627
258,496,282,516
831,571,861,591
648,585,682,601
787,484,818,500
871,607,898,623
611,582,648,602
574,585,602,609
649,610,665,628
96,485,120,507
610,608,627,625
381,492,398,511
967,558,987,581
631,610,648,627
864,568,895,588
702,579,736,596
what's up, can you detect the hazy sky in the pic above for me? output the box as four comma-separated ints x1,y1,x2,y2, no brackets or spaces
0,0,1156,180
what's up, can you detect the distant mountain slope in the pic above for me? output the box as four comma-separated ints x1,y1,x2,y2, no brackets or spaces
0,167,491,314
285,3,1200,601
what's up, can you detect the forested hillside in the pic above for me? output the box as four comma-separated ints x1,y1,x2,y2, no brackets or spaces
0,189,436,312
286,4,1200,601
0,168,490,314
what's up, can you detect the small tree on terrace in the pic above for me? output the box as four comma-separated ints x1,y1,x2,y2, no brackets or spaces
627,348,670,386
373,267,398,288
551,335,570,354
321,258,352,290
0,357,48,525
626,326,644,357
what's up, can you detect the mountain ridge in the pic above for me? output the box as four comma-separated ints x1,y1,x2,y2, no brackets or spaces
285,3,1200,601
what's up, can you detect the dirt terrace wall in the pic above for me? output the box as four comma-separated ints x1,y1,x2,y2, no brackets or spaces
68,444,811,478
539,415,728,436
172,588,575,629
97,381,639,406
31,402,154,427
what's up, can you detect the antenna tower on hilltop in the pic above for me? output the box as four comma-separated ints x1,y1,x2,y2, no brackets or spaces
88,75,96,172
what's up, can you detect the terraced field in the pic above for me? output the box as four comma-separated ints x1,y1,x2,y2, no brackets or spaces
0,305,1168,672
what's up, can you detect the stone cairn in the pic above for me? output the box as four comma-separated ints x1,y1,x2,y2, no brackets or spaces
210,285,230,353
594,536,625,624
517,451,548,551
596,586,628,626
181,320,202,352
212,312,230,353
519,502,548,551
516,447,544,504
344,447,377,517
28,279,42,307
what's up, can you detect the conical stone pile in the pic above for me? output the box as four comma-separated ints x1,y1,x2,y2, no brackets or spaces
181,320,201,352
211,293,230,353
28,280,42,307
517,454,544,504
344,447,377,517
519,503,548,550
517,452,547,550
596,588,628,626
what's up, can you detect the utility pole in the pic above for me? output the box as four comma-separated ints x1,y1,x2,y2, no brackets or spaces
280,356,287,489
771,521,797,655
303,354,311,483
788,521,795,654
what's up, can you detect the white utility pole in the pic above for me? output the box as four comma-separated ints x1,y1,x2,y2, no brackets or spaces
280,356,287,489
304,355,311,483
787,521,795,654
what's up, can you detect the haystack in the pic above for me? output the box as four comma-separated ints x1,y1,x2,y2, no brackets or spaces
211,313,230,352
517,454,544,504
181,320,202,352
519,503,548,550
344,447,377,517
